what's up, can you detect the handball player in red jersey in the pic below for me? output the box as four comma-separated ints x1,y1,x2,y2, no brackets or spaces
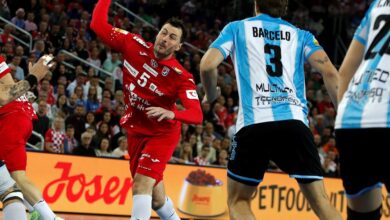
0,55,63,220
91,0,203,219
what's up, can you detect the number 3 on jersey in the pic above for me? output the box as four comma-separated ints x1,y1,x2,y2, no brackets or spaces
264,44,283,77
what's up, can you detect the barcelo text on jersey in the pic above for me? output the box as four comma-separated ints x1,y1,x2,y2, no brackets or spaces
252,27,291,41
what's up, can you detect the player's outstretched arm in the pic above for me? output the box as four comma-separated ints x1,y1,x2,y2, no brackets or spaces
337,39,365,102
90,0,128,52
0,55,54,106
200,48,224,103
308,50,339,108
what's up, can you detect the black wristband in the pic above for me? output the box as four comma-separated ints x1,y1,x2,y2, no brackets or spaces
25,74,38,88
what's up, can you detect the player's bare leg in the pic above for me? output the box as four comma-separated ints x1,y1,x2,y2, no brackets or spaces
11,171,57,220
227,177,256,220
152,181,180,220
299,180,343,220
131,173,155,220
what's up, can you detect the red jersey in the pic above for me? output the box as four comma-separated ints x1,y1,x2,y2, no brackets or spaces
0,56,36,119
91,0,202,136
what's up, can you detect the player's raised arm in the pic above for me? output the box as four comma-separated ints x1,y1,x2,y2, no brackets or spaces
0,55,54,106
90,0,129,52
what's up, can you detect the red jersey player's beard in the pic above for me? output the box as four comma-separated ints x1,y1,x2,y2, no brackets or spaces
154,45,175,60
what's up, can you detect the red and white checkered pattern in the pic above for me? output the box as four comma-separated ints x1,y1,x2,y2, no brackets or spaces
45,128,65,153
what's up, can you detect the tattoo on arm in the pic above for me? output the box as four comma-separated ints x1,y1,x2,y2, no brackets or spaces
0,81,31,105
314,56,329,64
9,81,31,100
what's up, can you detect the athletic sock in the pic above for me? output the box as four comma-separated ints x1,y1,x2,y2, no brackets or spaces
156,197,180,220
33,200,56,220
131,195,152,220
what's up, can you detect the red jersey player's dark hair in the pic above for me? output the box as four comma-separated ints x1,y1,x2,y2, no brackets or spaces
255,0,289,18
164,17,186,43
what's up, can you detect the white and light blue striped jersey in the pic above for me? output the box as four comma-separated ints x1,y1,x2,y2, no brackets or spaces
210,14,322,133
335,0,390,129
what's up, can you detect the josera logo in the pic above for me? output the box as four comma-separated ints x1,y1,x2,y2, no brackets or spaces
43,162,132,204
191,194,210,205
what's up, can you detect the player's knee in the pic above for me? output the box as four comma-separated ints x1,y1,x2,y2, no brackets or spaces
151,196,165,210
132,175,156,195
0,185,24,207
347,206,382,220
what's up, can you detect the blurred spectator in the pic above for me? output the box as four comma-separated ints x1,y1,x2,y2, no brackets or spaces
0,0,10,19
9,55,24,80
112,136,128,158
178,141,193,164
322,151,338,177
44,117,66,153
29,100,50,146
87,47,101,67
67,68,87,97
73,131,96,156
65,103,86,141
92,122,111,147
213,149,228,167
95,138,113,157
102,52,121,73
31,39,45,58
86,86,100,112
0,24,15,45
39,79,55,105
25,12,37,33
11,8,25,29
63,124,78,154
194,145,211,166
85,111,96,129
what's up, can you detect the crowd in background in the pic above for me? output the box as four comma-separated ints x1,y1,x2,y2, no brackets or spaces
0,0,371,177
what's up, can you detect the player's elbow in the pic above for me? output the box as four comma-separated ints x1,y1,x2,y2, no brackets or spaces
194,109,203,124
200,56,215,75
90,18,98,32
321,68,339,81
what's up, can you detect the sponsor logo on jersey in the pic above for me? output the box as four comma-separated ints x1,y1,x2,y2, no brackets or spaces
173,67,182,74
149,83,157,92
151,158,160,163
113,28,129,35
133,36,150,48
186,90,199,100
162,66,170,76
189,78,195,84
150,59,158,68
148,83,164,96
123,60,139,77
0,61,9,74
143,63,158,77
